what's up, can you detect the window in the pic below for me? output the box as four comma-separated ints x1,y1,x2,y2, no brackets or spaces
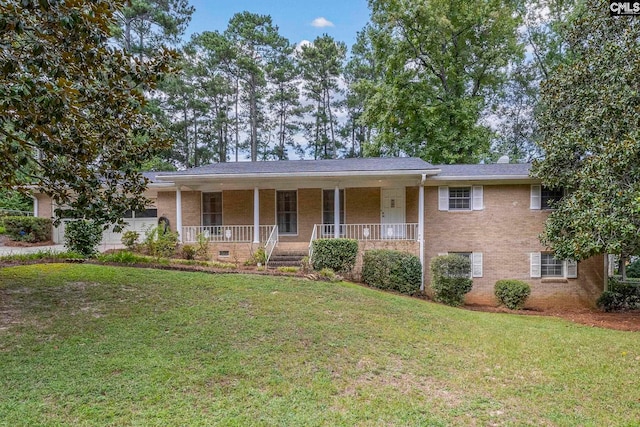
530,252,577,278
449,187,471,210
531,185,564,210
322,189,344,235
451,252,472,277
202,192,222,226
442,252,483,278
541,253,564,277
277,190,297,234
121,209,158,219
439,186,483,211
541,187,564,210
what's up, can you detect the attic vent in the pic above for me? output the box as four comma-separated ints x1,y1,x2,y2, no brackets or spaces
497,155,510,164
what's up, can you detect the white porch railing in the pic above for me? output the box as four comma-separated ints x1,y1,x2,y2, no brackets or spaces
264,226,278,267
182,225,276,243
312,223,419,241
308,222,318,259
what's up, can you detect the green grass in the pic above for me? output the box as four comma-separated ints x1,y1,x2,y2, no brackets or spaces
0,264,639,426
0,250,84,262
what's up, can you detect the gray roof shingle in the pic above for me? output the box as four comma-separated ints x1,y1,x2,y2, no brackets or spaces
162,157,436,176
433,163,531,177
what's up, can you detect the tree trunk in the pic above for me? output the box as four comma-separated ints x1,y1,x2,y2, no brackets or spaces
620,255,628,281
250,75,258,162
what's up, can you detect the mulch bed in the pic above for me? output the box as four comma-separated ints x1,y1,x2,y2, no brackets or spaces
465,304,640,332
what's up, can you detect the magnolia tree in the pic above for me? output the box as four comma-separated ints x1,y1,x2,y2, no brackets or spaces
0,0,176,226
532,0,640,279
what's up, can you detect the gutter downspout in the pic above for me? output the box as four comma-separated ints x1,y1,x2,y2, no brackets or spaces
419,174,426,291
31,195,38,217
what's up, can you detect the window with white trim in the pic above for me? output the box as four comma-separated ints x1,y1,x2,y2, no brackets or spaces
541,253,563,277
530,252,577,278
439,186,483,211
531,185,564,210
277,190,297,235
202,192,222,226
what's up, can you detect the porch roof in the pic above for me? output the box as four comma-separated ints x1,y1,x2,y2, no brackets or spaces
152,157,439,189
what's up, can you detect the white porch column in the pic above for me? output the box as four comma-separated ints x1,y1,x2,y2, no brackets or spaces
32,195,38,217
176,186,183,243
418,184,425,290
253,187,260,243
334,186,340,238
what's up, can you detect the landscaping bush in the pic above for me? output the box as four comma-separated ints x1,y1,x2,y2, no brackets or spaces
626,259,640,279
3,216,52,242
311,238,358,273
245,246,267,266
196,232,210,259
143,225,179,258
362,249,422,295
430,254,473,306
494,279,531,310
182,244,197,260
597,277,640,312
121,230,140,251
64,220,103,257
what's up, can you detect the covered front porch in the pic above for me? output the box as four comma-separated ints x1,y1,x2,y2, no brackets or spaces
152,158,437,270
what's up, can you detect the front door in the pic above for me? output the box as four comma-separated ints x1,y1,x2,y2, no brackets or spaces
381,188,405,238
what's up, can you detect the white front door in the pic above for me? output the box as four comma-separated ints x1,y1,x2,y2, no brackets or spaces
381,188,405,238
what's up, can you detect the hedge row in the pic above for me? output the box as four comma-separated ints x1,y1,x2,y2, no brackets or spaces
311,238,358,273
3,216,52,242
362,249,422,295
597,278,640,312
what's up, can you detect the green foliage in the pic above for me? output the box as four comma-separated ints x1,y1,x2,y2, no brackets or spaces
430,255,473,306
300,256,311,273
181,244,197,260
64,220,103,258
97,251,147,264
318,268,341,282
0,1,176,225
144,226,179,258
277,266,299,273
361,0,523,163
3,216,52,242
531,0,640,272
311,239,358,273
195,232,210,259
0,190,32,213
298,34,347,159
361,250,422,295
121,231,140,251
494,279,531,310
626,259,640,279
245,246,267,266
0,250,84,262
597,278,640,312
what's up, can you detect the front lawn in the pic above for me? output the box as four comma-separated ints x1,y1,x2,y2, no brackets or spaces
1,264,638,425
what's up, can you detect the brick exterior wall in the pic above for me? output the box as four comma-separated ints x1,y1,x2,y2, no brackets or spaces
157,190,201,231
222,190,252,225
148,184,607,309
345,187,380,223
423,184,605,309
36,194,52,218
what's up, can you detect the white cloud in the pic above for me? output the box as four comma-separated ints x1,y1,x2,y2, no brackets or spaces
310,17,334,28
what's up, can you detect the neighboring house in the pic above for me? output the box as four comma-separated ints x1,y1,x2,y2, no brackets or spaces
33,158,605,308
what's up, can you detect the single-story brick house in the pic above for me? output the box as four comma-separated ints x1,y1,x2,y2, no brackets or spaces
34,157,606,308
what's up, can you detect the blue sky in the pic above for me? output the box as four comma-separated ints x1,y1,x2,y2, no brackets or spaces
185,0,371,49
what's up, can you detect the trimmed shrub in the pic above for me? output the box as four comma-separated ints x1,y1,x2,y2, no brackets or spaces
3,216,52,242
245,246,267,266
494,279,531,310
362,249,422,295
597,277,640,312
121,230,140,251
64,220,103,257
430,255,473,306
311,238,358,273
